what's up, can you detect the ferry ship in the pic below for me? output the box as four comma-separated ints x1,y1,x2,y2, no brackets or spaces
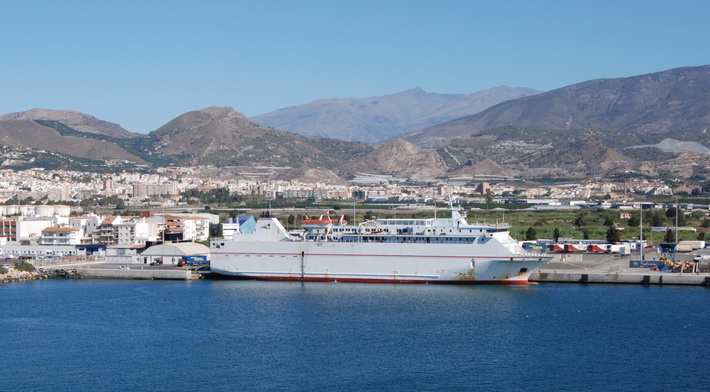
210,207,551,284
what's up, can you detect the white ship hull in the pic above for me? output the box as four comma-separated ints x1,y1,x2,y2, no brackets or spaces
211,236,549,284
211,209,550,284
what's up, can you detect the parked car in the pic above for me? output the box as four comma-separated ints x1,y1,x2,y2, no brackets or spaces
1,264,10,269
118,265,130,270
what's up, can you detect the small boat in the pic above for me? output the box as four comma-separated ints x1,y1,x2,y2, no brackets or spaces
302,215,348,230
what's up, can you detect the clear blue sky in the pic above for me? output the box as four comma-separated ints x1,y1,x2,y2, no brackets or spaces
2,0,709,133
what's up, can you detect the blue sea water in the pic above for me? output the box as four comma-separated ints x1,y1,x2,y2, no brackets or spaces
0,279,708,392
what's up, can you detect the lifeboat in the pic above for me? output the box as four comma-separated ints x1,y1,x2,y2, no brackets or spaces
302,215,333,229
302,215,348,230
332,215,348,226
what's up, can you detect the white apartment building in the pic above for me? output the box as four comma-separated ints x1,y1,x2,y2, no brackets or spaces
40,227,81,245
92,216,160,246
69,215,103,242
180,216,210,242
16,219,55,244
115,220,159,245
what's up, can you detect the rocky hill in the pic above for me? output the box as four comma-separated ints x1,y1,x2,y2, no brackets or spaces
428,126,710,180
0,107,372,172
151,107,372,168
251,86,539,143
405,65,710,147
0,109,138,139
0,120,145,165
338,139,447,180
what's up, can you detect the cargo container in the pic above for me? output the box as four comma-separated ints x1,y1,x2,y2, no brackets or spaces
522,242,545,252
677,241,705,252
609,244,631,255
181,255,208,265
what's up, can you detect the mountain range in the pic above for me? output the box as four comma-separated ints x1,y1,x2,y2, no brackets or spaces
0,65,708,182
250,86,539,143
404,65,710,147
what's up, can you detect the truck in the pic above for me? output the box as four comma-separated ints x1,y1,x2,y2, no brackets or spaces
609,244,631,255
177,255,208,267
677,241,705,252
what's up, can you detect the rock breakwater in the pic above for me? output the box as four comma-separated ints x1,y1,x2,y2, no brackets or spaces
1,268,81,284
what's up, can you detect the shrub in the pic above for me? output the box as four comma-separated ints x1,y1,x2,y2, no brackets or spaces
525,227,537,241
15,263,36,272
0,266,7,274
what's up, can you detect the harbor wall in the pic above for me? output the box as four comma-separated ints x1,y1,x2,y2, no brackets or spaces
77,268,197,280
531,270,710,285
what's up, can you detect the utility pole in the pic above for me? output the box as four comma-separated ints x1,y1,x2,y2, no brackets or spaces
675,198,679,244
640,204,644,260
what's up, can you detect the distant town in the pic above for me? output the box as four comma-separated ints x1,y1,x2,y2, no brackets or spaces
0,166,701,207
0,165,708,268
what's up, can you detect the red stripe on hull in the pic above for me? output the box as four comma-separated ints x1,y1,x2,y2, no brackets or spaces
213,274,533,285
212,251,543,261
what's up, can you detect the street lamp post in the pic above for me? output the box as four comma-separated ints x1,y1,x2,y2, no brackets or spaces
640,204,644,260
675,198,679,244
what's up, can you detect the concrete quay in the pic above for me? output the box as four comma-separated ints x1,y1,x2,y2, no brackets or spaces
40,263,201,281
531,253,710,286
76,267,199,281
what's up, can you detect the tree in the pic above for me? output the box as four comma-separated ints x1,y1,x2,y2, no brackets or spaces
698,232,706,241
627,214,639,228
485,190,494,205
665,207,676,218
663,229,675,243
287,214,295,226
650,212,664,226
582,228,590,240
606,226,621,243
574,214,587,227
553,228,560,242
525,227,537,241
603,216,615,227
676,212,687,226
701,218,710,228
364,211,374,221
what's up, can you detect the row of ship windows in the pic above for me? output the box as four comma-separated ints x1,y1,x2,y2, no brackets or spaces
342,236,476,243
333,228,482,234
